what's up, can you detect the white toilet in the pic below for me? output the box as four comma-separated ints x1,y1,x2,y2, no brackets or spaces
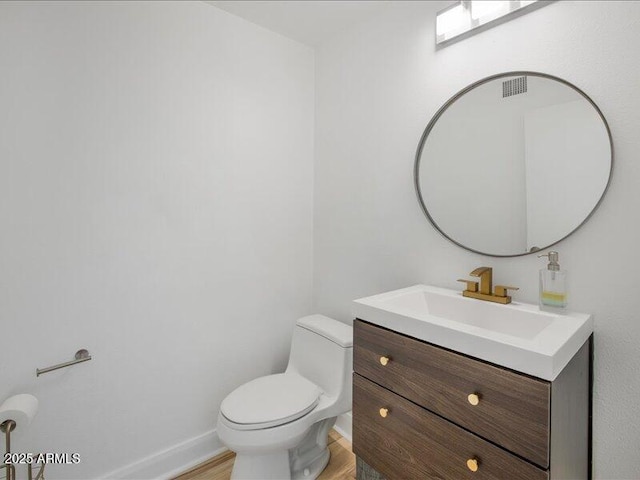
217,314,353,480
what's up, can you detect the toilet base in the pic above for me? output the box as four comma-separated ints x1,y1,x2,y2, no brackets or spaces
229,417,337,480
291,417,335,480
231,451,291,480
291,448,330,480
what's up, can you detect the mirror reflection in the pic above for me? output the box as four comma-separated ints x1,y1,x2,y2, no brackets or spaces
415,72,612,256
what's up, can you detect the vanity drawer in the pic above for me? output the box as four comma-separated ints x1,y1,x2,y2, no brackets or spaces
354,320,551,468
353,374,548,480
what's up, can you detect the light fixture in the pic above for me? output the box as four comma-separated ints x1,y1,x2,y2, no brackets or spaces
471,1,508,21
436,1,550,46
436,3,470,39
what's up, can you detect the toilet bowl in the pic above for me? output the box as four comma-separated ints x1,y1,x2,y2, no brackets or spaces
217,314,353,480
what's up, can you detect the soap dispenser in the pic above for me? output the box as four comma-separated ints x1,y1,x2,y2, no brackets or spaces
537,251,567,311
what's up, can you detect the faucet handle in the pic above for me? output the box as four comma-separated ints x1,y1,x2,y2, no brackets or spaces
494,285,519,297
457,279,479,293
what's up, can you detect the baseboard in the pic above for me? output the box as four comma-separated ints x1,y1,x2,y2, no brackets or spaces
100,413,352,479
333,411,352,442
100,429,225,480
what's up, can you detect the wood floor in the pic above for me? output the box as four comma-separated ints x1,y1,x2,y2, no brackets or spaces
174,430,355,480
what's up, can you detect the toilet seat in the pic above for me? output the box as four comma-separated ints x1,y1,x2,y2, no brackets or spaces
220,373,322,431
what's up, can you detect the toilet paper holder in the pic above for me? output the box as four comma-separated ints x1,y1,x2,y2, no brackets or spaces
1,419,16,480
0,394,43,480
36,349,91,377
1,421,45,480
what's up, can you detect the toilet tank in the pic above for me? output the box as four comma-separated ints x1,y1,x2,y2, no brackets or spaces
286,315,353,398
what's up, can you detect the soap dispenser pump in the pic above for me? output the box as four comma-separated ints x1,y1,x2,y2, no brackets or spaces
537,251,567,311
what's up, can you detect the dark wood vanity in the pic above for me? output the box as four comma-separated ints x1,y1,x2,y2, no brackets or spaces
352,319,591,480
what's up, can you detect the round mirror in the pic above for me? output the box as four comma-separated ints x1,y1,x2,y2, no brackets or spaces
415,72,613,257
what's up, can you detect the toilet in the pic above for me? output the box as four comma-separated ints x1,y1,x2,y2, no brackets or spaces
217,314,353,480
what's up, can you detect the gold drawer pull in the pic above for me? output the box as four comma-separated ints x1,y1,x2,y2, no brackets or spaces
379,407,389,418
466,458,479,472
467,393,480,406
379,356,390,366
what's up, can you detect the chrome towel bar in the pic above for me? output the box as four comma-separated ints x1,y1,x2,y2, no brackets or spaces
36,349,92,377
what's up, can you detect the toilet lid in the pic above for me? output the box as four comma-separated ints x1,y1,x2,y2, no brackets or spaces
220,373,322,430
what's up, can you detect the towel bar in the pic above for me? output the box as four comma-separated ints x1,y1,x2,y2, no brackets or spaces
36,349,91,377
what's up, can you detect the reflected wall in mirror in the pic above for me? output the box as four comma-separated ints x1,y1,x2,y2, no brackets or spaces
415,72,613,257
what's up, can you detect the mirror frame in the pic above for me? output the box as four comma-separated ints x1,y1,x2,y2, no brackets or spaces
414,71,614,257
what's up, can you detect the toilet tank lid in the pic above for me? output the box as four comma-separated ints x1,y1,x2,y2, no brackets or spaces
296,315,353,348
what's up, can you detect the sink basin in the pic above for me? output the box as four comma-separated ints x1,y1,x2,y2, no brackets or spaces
352,285,593,380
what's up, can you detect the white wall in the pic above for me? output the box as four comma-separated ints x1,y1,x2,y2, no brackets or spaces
315,2,640,479
0,2,314,478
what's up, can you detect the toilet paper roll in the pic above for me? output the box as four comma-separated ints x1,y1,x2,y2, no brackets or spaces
0,394,38,432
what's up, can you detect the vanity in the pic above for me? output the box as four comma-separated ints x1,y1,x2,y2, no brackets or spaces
347,70,607,479
351,285,593,480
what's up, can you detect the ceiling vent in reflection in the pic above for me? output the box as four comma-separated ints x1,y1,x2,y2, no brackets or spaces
502,76,527,98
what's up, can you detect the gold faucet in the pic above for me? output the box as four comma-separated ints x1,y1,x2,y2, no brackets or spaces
457,267,519,304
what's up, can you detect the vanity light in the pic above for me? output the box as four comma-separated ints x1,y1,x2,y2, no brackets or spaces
435,3,470,40
470,1,508,21
436,0,549,46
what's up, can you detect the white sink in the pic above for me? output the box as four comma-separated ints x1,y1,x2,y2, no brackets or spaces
352,285,593,380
